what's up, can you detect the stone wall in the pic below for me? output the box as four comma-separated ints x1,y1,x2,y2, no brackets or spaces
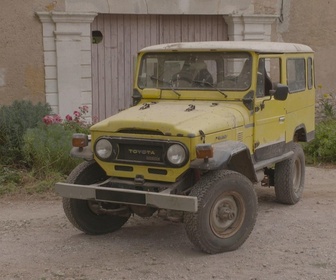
0,0,65,106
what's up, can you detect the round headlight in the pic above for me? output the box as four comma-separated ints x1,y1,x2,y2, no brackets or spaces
167,144,187,166
95,138,113,160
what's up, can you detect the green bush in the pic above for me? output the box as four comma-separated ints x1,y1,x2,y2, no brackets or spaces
304,120,336,163
23,124,82,178
0,165,22,195
0,103,92,195
0,100,51,164
321,99,335,119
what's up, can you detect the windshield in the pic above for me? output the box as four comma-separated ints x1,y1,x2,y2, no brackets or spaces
137,52,252,90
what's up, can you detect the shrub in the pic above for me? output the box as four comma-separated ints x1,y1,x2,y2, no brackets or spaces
22,105,92,179
321,98,335,119
0,104,93,195
303,120,336,164
0,100,51,165
23,124,82,178
0,165,22,195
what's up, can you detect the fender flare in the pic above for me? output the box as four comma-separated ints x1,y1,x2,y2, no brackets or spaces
70,143,94,161
294,123,307,142
294,123,315,142
189,141,257,182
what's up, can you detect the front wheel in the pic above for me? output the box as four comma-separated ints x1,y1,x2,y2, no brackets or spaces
274,143,305,205
184,170,258,254
62,161,130,235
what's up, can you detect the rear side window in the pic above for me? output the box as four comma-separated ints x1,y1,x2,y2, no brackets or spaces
307,57,314,89
287,58,306,92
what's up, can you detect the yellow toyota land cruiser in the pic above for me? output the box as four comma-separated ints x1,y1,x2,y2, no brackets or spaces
56,41,315,254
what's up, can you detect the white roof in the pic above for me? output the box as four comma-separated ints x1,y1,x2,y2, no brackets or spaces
140,41,314,53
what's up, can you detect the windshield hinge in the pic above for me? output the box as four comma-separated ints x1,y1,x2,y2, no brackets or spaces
199,130,206,143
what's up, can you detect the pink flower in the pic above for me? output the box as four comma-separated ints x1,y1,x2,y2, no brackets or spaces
43,114,62,125
43,106,90,127
43,115,53,125
53,114,62,123
73,111,81,118
81,105,89,113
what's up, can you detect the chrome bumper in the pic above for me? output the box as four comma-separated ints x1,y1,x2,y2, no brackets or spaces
55,182,198,213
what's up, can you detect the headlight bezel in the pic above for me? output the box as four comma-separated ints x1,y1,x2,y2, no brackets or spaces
94,137,117,161
166,143,188,167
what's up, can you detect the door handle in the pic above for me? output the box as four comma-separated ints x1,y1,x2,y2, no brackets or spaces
279,116,285,122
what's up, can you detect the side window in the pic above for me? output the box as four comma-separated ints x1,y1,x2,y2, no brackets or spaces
216,53,252,90
256,58,280,97
287,58,306,92
307,57,313,89
138,57,158,88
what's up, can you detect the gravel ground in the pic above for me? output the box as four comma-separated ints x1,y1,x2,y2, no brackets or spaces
0,166,335,280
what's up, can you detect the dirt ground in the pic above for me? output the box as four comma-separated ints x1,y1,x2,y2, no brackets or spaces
0,166,336,280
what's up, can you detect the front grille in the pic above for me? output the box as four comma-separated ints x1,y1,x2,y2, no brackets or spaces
95,137,187,168
119,143,163,163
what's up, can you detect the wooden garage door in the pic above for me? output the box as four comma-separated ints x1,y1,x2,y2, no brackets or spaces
91,14,228,120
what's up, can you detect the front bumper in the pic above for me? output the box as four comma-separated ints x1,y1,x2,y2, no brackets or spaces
55,182,198,213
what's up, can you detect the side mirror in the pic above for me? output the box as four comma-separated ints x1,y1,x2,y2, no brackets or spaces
260,83,289,110
272,83,289,101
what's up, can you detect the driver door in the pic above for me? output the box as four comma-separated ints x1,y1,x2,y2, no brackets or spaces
254,57,286,161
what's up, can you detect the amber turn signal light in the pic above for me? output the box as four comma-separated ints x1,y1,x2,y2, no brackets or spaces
196,144,213,159
72,133,89,148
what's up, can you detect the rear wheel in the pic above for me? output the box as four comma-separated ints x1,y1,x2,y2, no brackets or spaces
274,143,305,205
184,170,258,254
63,161,130,235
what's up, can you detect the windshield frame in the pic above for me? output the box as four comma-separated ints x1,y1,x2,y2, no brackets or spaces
137,51,252,92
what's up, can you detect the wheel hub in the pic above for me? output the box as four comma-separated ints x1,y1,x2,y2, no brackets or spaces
210,193,245,238
217,205,236,220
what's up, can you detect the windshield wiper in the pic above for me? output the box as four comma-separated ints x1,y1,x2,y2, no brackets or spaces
169,82,181,97
150,75,181,97
191,80,228,98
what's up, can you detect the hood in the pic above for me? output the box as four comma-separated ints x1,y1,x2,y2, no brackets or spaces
91,101,248,136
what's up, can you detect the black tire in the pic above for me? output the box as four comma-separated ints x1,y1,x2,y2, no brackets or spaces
274,143,305,205
184,170,258,254
62,161,130,235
